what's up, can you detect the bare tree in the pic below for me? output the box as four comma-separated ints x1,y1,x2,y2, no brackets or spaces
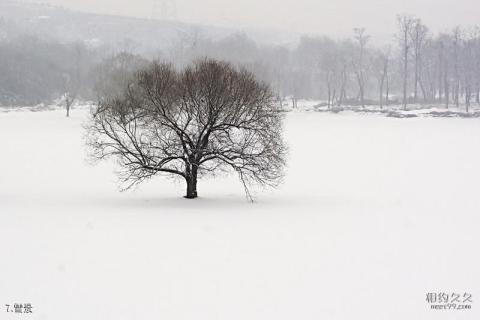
336,40,354,106
62,74,77,117
452,26,463,108
397,14,415,110
352,28,370,107
64,92,76,117
437,34,452,108
373,47,391,109
93,52,148,100
86,59,287,200
460,28,478,112
319,39,341,108
474,27,480,104
410,18,429,103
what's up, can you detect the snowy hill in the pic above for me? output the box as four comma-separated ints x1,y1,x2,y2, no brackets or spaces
0,1,299,54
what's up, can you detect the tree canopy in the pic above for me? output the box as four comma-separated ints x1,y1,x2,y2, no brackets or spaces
86,59,287,199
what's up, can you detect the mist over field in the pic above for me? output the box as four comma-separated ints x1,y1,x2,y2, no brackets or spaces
23,0,480,36
1,1,479,319
2,0,480,112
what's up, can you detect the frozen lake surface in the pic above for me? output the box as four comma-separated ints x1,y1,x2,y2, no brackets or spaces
0,109,479,319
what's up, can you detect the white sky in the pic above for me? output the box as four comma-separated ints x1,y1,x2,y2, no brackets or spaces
28,0,480,37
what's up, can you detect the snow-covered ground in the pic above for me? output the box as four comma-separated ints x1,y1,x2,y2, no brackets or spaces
1,108,479,319
282,99,480,118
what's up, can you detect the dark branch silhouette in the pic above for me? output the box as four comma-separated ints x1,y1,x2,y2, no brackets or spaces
86,59,287,199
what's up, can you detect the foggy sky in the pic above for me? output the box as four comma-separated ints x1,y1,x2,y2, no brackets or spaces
28,0,480,37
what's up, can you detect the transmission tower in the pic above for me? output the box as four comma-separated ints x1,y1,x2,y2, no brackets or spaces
151,0,177,20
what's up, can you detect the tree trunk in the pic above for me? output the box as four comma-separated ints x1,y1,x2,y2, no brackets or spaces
360,85,365,108
66,99,71,117
403,45,408,110
386,76,390,106
455,83,460,108
185,176,198,199
465,86,471,113
338,67,347,107
414,53,419,103
438,45,444,103
444,69,450,109
420,80,428,103
185,165,198,199
327,86,331,109
379,78,384,109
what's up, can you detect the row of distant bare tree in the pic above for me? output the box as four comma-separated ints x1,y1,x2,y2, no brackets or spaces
2,14,480,112
395,15,480,111
165,15,480,112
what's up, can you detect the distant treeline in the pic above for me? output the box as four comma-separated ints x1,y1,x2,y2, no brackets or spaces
0,36,100,105
1,14,480,111
166,14,480,111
